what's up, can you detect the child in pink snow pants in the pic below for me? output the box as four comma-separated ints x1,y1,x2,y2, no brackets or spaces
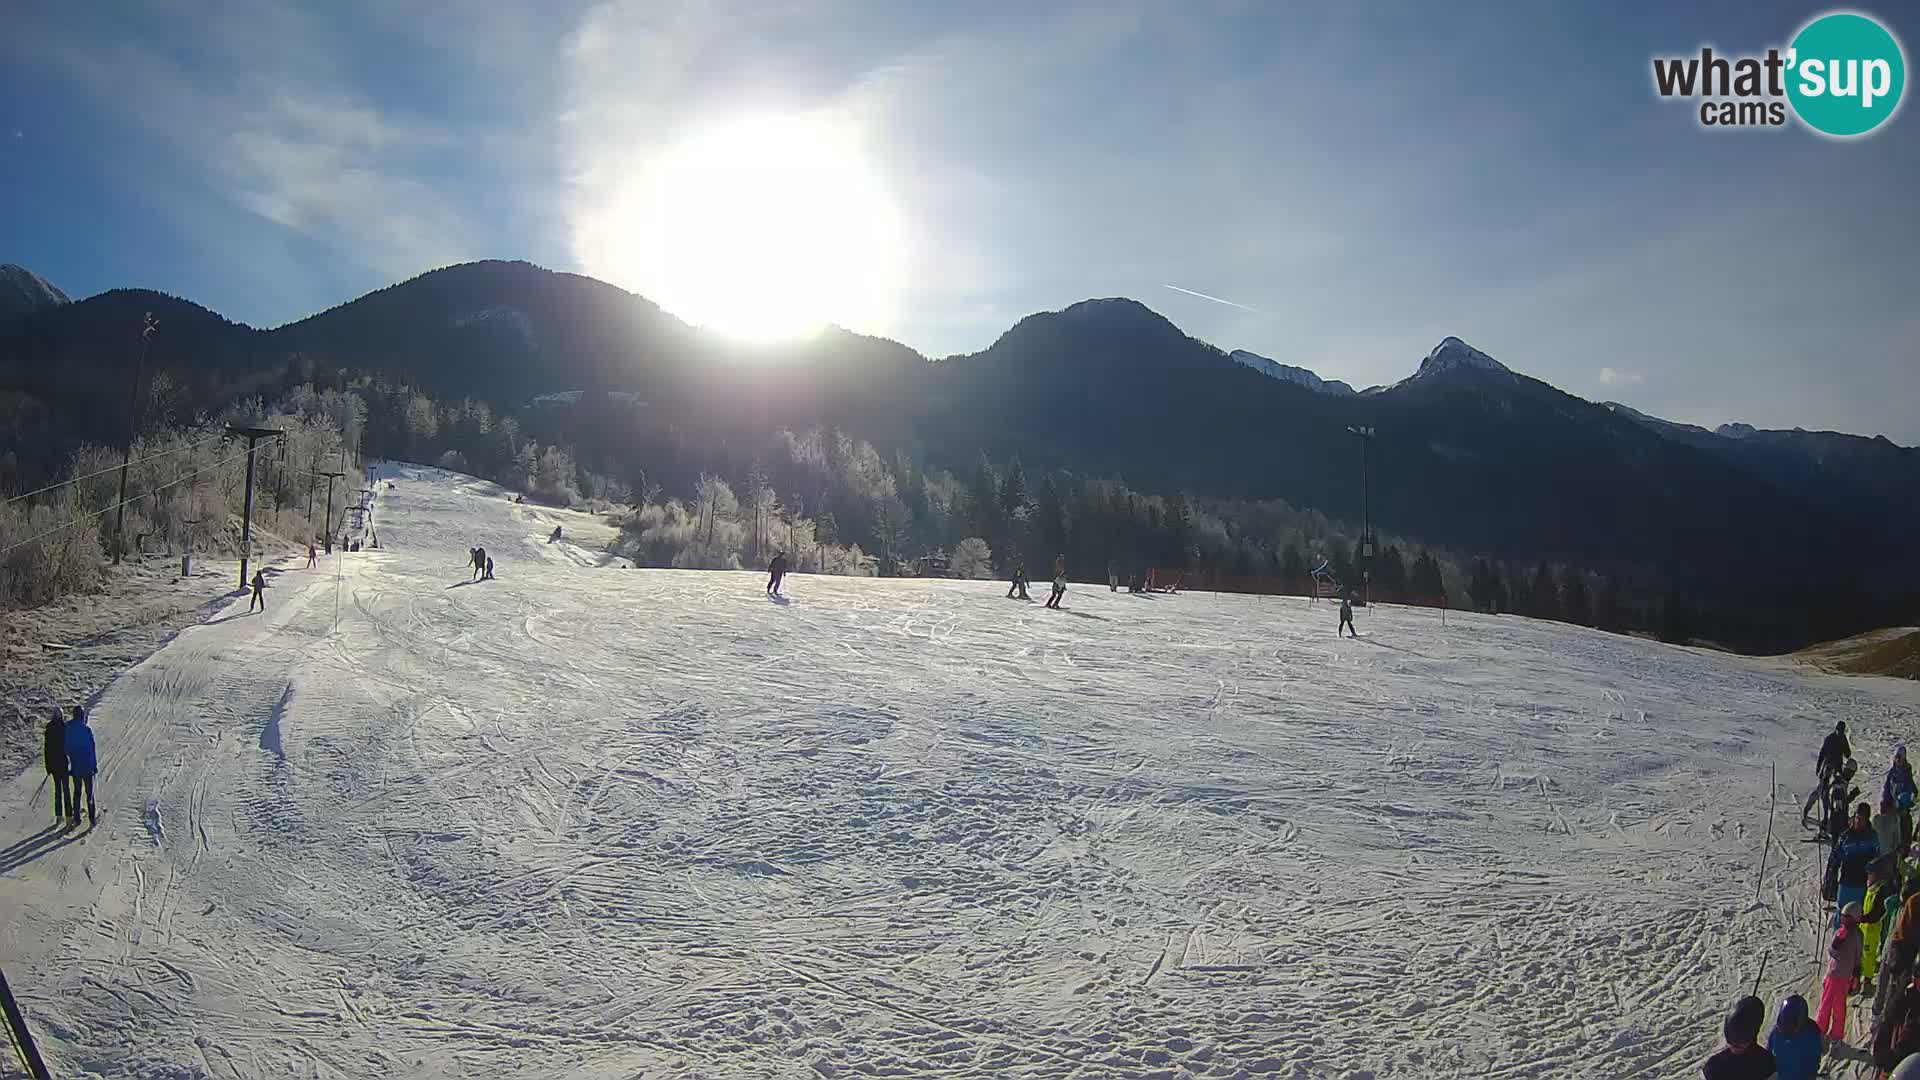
1818,901,1865,1042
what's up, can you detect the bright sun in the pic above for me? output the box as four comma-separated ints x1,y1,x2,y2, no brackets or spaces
598,114,905,344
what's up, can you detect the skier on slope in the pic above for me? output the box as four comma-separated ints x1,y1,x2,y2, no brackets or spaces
550,525,562,544
1107,559,1119,592
1007,561,1030,601
483,555,495,581
307,542,317,569
767,551,789,597
1806,721,1853,828
1044,555,1067,609
1339,594,1357,638
44,708,69,823
1827,803,1883,925
64,705,97,827
248,569,268,613
470,546,487,581
1820,721,1853,777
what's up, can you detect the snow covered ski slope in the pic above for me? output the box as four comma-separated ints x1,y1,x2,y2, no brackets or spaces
3,464,1915,1078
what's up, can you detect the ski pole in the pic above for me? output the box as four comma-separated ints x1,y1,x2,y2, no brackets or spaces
1750,951,1769,999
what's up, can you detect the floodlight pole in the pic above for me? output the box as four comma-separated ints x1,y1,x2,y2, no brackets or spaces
1347,425,1376,606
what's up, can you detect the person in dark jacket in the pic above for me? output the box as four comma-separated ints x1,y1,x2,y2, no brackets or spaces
767,552,788,597
1339,595,1357,637
248,569,267,612
1701,995,1775,1079
1007,562,1030,601
1807,721,1854,827
44,709,69,822
1889,745,1917,848
1829,802,1883,925
64,705,97,826
1820,721,1853,777
1876,971,1920,1073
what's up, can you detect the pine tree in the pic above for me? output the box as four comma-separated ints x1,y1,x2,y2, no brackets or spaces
1412,551,1446,599
1658,587,1693,644
1378,545,1408,593
1597,574,1625,633
1282,543,1307,582
967,453,1003,560
1563,569,1593,626
1034,472,1068,562
1529,562,1560,620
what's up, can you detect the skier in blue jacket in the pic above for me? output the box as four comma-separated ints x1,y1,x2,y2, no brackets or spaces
64,705,98,827
1827,802,1882,926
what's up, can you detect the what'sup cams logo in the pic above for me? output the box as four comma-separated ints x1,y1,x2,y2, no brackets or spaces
1653,10,1906,137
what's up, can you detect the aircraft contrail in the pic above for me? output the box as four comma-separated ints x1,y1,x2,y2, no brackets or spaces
1162,284,1259,312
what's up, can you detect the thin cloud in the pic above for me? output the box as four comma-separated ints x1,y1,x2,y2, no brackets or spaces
1599,367,1643,387
1162,284,1259,312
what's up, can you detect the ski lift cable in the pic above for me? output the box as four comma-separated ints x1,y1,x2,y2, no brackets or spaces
1,444,257,557
2,430,229,507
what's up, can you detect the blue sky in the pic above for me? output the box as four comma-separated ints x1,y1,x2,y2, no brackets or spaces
3,1,1916,441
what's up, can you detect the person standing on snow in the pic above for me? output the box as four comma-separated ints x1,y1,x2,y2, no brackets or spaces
1888,746,1917,848
483,555,495,581
1820,721,1853,776
306,542,317,569
1701,995,1775,1079
44,708,69,823
1007,561,1030,601
1338,595,1357,638
1044,555,1067,609
1875,966,1920,1074
1766,993,1822,1080
1806,721,1853,827
1876,795,1906,860
1828,803,1883,925
1107,559,1118,592
64,705,98,827
248,569,268,612
767,552,789,597
1866,858,1899,988
1816,902,1866,1045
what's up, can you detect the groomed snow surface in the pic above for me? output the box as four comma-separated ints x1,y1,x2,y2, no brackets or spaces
4,465,1915,1079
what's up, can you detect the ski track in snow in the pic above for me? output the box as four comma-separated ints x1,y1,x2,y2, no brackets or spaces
3,464,1916,1078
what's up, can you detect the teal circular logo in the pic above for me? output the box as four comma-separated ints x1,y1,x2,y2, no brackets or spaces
1787,12,1907,137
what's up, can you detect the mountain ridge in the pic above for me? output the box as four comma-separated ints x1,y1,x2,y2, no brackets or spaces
3,258,1914,649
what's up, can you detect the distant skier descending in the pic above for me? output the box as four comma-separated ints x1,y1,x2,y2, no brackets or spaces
549,525,562,544
767,552,788,597
1044,555,1067,609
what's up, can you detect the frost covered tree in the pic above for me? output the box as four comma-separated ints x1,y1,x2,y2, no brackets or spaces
951,537,993,579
